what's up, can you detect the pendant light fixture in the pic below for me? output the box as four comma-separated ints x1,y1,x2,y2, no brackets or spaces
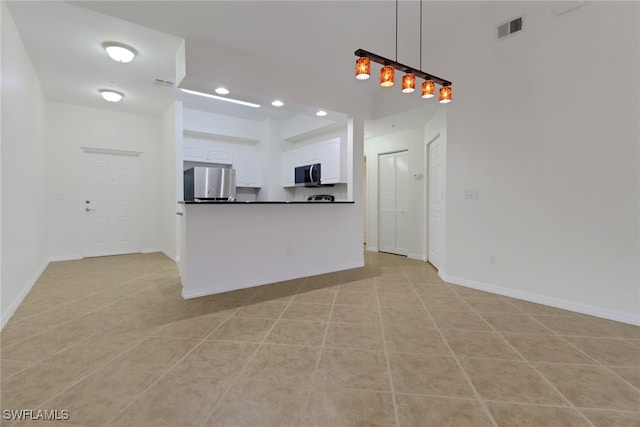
402,74,416,93
354,0,452,102
355,57,371,80
380,66,394,87
439,86,452,103
422,80,435,98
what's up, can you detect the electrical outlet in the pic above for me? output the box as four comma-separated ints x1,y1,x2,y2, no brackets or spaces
464,188,479,199
286,245,293,256
489,255,497,264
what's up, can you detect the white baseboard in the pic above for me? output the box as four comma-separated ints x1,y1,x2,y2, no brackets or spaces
48,254,82,262
1,259,49,330
141,247,162,254
160,250,179,263
366,246,378,252
182,260,365,299
439,272,640,326
408,253,427,262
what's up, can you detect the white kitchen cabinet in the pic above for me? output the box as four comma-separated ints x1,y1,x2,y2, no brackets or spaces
183,139,232,164
233,151,261,188
319,138,342,184
296,145,321,166
281,137,344,187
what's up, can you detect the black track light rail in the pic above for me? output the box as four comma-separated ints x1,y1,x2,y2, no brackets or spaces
354,48,452,87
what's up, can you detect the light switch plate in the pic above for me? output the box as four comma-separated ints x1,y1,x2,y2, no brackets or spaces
464,188,479,199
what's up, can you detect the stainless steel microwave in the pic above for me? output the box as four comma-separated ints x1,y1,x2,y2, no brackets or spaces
295,163,321,187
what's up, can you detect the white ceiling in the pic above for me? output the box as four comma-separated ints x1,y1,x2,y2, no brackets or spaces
7,1,479,133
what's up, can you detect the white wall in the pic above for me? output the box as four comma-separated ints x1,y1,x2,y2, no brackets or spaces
365,127,426,260
438,2,639,323
182,203,364,297
160,101,182,261
1,3,49,328
183,108,263,141
46,102,164,259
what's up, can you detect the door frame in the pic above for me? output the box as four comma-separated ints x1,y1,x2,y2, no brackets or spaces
81,147,142,258
424,133,445,270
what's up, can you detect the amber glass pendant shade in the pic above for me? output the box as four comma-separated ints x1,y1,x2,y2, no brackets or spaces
402,74,416,93
421,80,435,98
380,66,394,87
355,57,371,80
439,86,452,103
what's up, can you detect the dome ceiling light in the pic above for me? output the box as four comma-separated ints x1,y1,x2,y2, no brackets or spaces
102,42,137,63
99,89,124,103
354,0,452,103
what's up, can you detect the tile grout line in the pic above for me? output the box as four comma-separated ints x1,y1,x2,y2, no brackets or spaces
453,291,599,427
373,264,403,427
298,280,339,419
3,312,161,413
550,334,640,393
30,329,167,420
101,301,247,426
523,311,640,412
197,279,309,426
403,265,500,427
4,265,177,341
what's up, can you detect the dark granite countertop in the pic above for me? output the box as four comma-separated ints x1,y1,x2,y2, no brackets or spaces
180,200,354,204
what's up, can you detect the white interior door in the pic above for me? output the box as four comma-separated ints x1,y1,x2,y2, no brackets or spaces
378,151,409,256
428,137,444,268
83,151,139,257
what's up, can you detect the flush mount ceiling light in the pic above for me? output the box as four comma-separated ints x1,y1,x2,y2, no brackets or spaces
99,89,124,102
354,0,452,103
102,42,137,63
179,88,261,108
316,110,328,117
271,100,284,107
214,87,229,95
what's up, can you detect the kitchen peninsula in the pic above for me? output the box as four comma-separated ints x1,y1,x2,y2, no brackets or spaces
178,200,363,298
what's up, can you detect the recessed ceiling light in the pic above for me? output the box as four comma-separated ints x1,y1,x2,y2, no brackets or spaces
214,87,229,95
271,100,284,107
99,89,124,102
316,110,328,117
179,88,260,108
102,42,137,63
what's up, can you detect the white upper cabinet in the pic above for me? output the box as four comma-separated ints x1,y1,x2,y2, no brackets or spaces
319,138,341,184
183,133,261,188
183,139,232,164
233,151,261,188
282,137,344,186
296,145,322,166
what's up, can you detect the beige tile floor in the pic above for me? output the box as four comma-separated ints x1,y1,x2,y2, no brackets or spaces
1,252,638,426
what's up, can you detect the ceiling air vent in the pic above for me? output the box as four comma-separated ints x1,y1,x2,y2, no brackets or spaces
153,78,175,86
497,17,523,40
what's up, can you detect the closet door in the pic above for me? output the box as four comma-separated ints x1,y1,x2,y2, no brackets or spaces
378,151,409,255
